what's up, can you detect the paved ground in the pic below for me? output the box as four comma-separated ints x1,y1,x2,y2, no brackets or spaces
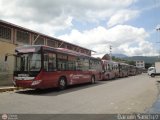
148,78,160,113
0,74,159,114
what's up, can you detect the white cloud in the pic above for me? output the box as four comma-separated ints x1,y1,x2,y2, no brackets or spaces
58,25,157,56
4,16,73,36
117,40,156,56
0,0,137,35
156,24,160,31
107,10,139,27
1,0,156,57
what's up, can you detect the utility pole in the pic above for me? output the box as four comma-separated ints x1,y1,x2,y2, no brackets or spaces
110,45,112,61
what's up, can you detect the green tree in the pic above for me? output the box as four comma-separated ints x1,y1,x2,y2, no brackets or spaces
145,63,153,69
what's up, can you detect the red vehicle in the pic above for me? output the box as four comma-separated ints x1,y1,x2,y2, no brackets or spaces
118,63,129,77
10,45,102,90
101,60,118,80
128,65,136,76
112,61,119,78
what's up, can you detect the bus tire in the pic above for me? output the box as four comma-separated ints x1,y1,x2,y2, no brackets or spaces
91,75,95,84
108,75,110,80
58,77,67,90
151,74,155,77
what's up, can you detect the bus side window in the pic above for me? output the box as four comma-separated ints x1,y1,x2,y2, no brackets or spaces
44,54,48,71
44,53,56,71
76,58,83,70
68,56,76,70
48,53,56,71
76,58,89,71
57,53,67,70
108,64,110,71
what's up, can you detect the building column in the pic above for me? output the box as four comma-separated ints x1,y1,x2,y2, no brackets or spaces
13,29,17,45
29,33,32,45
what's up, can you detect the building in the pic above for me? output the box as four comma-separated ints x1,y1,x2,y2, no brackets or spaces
0,20,92,74
135,60,145,68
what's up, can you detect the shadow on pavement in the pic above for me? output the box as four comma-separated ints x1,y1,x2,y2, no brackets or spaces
15,75,138,96
15,81,105,96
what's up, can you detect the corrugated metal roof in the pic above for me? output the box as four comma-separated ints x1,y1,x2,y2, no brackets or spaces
0,19,94,52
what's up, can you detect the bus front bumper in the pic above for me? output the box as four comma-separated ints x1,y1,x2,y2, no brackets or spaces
15,80,42,88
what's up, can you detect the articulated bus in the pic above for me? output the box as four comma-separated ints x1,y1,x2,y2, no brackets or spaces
9,45,102,90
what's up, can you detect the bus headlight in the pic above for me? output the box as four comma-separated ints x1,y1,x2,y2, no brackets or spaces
31,80,42,86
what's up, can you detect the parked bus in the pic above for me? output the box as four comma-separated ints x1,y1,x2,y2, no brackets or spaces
7,45,102,90
118,63,129,77
112,61,119,78
101,60,118,80
135,67,143,75
128,65,136,76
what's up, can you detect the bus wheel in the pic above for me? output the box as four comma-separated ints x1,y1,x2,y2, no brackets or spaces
91,76,95,84
58,77,67,90
108,75,110,80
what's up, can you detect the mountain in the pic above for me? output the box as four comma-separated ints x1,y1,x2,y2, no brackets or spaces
123,56,160,64
111,52,160,64
112,53,160,63
112,53,128,58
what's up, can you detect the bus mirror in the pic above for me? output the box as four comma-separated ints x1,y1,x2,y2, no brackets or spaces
5,55,8,62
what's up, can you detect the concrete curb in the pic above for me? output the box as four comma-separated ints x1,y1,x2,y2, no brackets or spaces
0,86,22,92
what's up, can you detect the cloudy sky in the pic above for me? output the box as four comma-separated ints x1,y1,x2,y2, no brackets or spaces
0,0,160,56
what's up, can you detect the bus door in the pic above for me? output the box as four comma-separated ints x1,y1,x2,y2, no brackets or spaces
67,56,81,85
42,53,58,87
75,58,90,83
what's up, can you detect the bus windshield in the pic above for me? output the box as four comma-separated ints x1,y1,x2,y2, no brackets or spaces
15,53,41,72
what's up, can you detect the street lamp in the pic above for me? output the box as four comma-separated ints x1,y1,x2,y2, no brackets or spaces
110,45,112,61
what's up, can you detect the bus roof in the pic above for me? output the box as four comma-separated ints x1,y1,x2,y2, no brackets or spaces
15,45,98,60
0,20,94,53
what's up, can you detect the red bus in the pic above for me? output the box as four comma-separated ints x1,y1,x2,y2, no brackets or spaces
112,61,119,78
101,60,118,80
9,45,102,90
118,63,129,77
128,65,136,76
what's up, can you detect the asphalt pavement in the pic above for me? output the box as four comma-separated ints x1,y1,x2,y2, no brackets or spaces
0,74,158,114
148,80,160,113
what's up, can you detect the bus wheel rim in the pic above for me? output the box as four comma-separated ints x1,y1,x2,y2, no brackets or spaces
59,79,66,88
91,76,95,83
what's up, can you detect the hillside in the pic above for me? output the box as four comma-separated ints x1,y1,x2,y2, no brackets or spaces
113,54,160,64
123,56,160,64
112,53,128,58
